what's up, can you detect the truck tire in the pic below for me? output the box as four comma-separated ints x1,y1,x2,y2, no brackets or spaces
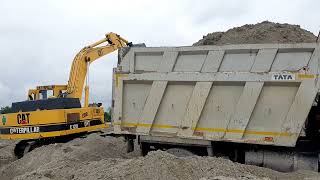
140,142,150,156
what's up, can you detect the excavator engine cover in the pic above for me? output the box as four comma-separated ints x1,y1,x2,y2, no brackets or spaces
11,98,81,113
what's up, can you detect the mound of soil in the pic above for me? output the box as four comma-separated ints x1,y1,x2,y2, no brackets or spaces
0,134,139,180
0,140,17,169
0,134,319,180
194,21,316,46
9,151,320,180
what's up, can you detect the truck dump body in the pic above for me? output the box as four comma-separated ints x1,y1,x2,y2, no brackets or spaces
112,43,320,148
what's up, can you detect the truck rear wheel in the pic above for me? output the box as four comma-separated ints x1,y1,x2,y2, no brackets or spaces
140,142,150,156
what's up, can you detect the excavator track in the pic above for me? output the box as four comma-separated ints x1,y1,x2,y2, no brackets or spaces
13,131,101,158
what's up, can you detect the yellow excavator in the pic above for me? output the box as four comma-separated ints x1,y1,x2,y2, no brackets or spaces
0,32,131,157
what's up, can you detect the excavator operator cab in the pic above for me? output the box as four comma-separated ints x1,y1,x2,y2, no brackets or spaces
11,84,79,113
28,85,67,101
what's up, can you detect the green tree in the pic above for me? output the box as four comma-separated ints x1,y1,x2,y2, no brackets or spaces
0,106,11,114
104,107,111,122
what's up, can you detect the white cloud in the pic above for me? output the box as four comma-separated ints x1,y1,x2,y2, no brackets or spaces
0,82,11,106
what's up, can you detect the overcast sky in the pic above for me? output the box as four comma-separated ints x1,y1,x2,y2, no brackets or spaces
0,0,319,108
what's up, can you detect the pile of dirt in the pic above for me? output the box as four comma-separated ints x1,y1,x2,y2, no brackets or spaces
194,21,317,46
0,134,140,180
0,134,319,180
0,133,319,180
0,140,17,169
6,151,320,180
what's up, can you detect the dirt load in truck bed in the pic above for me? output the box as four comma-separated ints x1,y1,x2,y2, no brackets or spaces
193,21,317,46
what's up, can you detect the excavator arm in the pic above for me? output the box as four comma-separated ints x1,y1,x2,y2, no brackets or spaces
66,32,131,106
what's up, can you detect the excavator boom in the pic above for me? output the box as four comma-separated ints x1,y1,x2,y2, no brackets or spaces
66,32,131,104
26,32,131,105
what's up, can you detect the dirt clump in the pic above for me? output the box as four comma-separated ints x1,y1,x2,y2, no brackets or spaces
194,21,317,46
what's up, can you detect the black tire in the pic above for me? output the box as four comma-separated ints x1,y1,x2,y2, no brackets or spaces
14,140,30,158
140,142,150,156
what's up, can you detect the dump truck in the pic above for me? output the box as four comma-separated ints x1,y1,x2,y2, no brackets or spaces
112,42,320,172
